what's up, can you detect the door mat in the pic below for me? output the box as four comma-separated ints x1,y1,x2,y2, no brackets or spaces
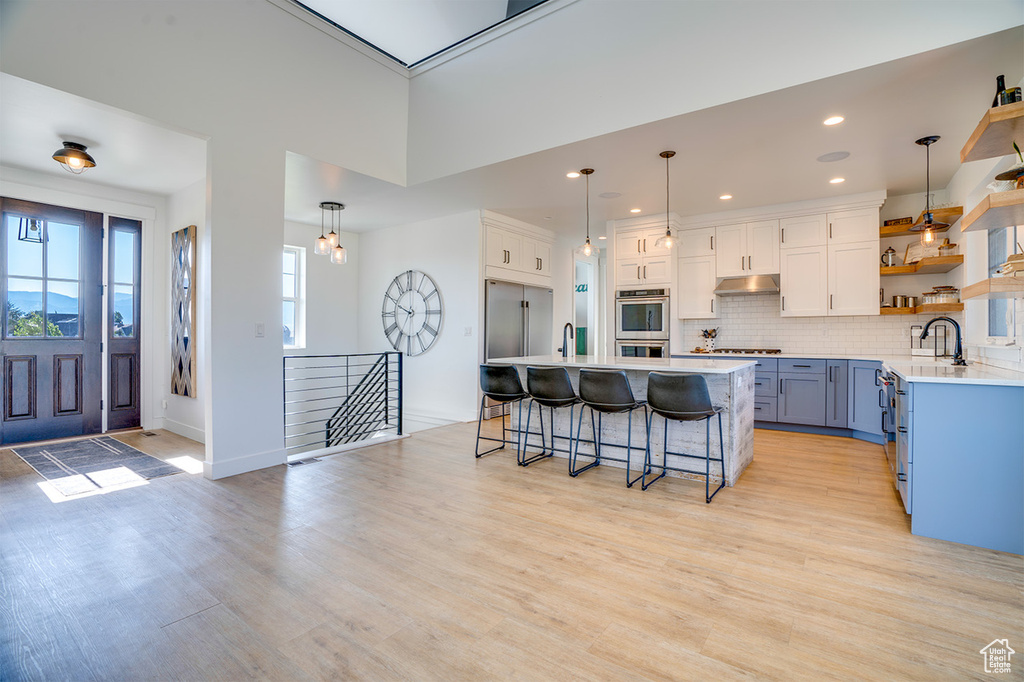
12,436,184,497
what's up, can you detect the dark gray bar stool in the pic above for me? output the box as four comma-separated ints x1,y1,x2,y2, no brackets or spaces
572,369,648,487
644,372,726,503
475,364,528,459
522,366,580,466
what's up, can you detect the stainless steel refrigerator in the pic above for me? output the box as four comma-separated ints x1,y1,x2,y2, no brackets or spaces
484,279,553,360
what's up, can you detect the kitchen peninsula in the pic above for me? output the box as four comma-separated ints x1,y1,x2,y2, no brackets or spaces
492,355,757,485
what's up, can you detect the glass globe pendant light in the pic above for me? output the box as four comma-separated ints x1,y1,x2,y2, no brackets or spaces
577,168,595,256
314,202,331,256
911,136,949,247
654,151,676,249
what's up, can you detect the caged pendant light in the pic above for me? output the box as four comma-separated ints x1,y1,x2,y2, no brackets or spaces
910,136,949,247
654,151,676,249
316,201,347,264
576,168,595,256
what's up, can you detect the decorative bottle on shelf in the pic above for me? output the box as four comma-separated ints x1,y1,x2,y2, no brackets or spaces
993,75,1005,107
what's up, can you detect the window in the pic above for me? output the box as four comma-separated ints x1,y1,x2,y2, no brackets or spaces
4,214,82,338
283,246,305,348
987,226,1017,341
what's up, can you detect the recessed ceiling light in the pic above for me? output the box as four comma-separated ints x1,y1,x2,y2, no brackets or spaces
598,236,607,240
823,115,845,126
566,171,580,178
630,208,642,213
719,194,733,200
830,177,845,184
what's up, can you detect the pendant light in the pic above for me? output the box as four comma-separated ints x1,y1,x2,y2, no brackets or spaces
576,168,595,256
52,141,96,174
910,136,949,246
17,217,45,243
654,150,676,249
317,201,347,264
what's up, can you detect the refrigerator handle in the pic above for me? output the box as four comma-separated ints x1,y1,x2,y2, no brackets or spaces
524,300,531,355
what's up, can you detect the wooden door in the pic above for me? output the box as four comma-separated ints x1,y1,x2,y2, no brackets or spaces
107,217,141,430
1,198,103,445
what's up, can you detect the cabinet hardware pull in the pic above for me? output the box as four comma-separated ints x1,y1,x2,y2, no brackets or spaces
878,389,886,408
754,406,761,411
874,368,882,386
741,256,745,271
897,473,906,482
755,382,762,386
781,228,784,243
779,379,783,394
782,296,785,311
643,238,647,252
711,299,714,313
710,235,714,250
881,410,887,433
895,389,906,395
643,265,647,279
830,294,833,310
637,238,641,253
897,426,907,433
829,223,832,239
794,364,811,368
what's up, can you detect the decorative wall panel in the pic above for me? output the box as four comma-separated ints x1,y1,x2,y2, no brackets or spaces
171,225,196,397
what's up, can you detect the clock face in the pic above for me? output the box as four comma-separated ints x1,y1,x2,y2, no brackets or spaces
381,270,443,356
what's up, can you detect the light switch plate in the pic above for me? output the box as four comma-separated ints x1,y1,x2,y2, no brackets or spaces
255,322,265,338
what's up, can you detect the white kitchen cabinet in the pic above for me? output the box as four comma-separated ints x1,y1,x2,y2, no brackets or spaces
780,245,827,316
677,226,716,258
828,240,880,315
716,220,779,277
677,255,718,319
485,225,523,269
827,208,878,244
482,213,554,286
523,238,551,277
780,214,827,249
615,227,671,286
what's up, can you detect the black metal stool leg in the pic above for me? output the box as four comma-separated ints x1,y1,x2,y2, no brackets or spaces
520,397,555,467
476,395,511,458
642,409,666,490
625,409,643,488
706,411,726,503
569,405,600,477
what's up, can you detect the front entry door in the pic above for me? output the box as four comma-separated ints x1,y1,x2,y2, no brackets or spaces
1,198,103,445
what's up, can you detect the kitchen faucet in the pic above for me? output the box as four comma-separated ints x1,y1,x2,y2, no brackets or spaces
920,316,966,366
560,323,574,358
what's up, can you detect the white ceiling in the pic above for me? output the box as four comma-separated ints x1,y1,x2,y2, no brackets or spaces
0,25,1020,238
296,0,513,65
0,74,207,198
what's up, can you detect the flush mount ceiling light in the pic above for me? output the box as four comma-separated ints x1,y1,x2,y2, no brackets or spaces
829,177,846,184
51,141,96,174
576,168,595,257
316,201,347,264
910,135,949,246
823,115,845,126
654,151,677,249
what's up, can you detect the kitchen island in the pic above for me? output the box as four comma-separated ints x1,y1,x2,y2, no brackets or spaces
491,355,757,486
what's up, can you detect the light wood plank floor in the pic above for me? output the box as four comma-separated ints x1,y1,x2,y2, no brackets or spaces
2,424,1021,680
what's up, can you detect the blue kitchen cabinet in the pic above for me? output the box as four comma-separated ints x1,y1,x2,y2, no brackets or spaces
753,359,778,423
825,360,848,428
847,360,884,437
778,360,827,425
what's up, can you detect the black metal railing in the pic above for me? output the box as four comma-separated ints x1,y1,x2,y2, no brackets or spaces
283,352,402,456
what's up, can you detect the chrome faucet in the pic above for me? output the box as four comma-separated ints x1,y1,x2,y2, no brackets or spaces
921,316,966,366
560,323,574,358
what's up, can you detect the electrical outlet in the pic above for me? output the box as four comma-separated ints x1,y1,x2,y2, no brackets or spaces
255,322,265,338
464,326,472,337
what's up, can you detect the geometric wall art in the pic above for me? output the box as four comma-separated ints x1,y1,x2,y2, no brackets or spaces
170,225,196,397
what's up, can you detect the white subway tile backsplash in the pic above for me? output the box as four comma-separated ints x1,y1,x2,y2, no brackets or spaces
675,293,965,356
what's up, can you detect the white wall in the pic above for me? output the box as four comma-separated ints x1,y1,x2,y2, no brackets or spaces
1,0,409,478
163,179,207,443
357,211,481,431
407,0,1022,183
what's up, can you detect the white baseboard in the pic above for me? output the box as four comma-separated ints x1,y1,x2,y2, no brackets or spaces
286,432,408,462
205,446,285,480
161,418,206,444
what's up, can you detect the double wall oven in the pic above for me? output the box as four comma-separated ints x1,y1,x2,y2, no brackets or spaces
615,288,669,357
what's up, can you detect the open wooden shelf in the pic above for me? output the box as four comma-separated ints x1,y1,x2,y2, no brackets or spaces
879,302,963,315
962,276,1024,300
880,206,963,237
880,254,963,276
960,188,1024,233
960,101,1024,163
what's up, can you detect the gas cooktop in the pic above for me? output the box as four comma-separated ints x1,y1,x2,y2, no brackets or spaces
711,348,782,355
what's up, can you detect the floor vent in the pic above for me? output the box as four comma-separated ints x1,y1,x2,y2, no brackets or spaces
287,457,321,467
141,431,158,437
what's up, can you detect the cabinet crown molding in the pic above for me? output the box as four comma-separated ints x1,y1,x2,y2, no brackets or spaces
608,212,682,232
677,190,886,231
481,210,555,242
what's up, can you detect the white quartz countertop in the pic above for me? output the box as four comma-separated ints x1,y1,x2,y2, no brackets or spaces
883,359,1024,387
491,354,756,374
674,351,901,363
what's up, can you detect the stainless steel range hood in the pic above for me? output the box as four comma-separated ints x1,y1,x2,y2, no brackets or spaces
714,275,780,296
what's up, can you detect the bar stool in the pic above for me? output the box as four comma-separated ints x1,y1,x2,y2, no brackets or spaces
475,364,529,459
644,372,726,503
572,369,648,487
522,366,580,466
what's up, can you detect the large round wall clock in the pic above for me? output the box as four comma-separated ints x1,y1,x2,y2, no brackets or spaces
381,270,443,356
